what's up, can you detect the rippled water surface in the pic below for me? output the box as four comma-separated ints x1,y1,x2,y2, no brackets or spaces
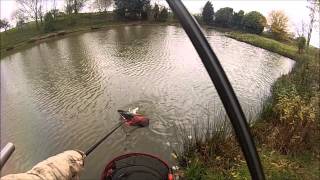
1,25,294,179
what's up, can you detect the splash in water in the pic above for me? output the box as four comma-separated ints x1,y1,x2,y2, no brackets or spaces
129,107,139,114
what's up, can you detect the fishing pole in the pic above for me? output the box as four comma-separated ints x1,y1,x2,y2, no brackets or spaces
165,0,265,179
85,121,125,156
85,110,149,156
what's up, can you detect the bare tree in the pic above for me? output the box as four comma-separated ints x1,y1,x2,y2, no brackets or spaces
51,0,59,18
16,0,44,28
53,0,57,11
11,9,27,29
38,0,44,24
295,20,307,38
76,0,89,14
65,0,73,15
94,0,112,12
65,0,87,14
306,0,320,48
0,19,11,32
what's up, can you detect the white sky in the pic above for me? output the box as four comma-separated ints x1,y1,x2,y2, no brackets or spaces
1,0,319,47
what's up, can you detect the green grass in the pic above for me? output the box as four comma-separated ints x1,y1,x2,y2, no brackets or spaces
183,159,228,180
226,31,319,61
182,148,319,179
231,150,319,180
1,21,41,50
0,13,122,54
227,32,301,60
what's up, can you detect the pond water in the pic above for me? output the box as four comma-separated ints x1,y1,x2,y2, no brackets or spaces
0,25,294,179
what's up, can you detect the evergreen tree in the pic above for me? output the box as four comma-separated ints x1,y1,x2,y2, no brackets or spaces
202,1,214,25
159,7,169,22
232,10,244,28
215,7,233,27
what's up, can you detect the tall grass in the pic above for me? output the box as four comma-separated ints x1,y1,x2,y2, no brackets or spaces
175,112,243,178
177,31,319,179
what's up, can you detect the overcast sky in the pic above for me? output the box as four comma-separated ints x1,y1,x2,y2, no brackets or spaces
1,0,319,47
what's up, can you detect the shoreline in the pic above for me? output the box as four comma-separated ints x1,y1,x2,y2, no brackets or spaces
1,22,303,61
176,31,319,179
0,21,180,59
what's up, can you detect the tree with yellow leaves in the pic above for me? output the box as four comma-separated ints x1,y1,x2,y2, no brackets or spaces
268,10,289,41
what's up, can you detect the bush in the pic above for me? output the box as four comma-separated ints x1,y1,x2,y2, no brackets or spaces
214,7,233,27
16,19,25,30
44,12,55,32
269,85,317,154
50,9,60,19
242,11,266,34
202,1,214,25
280,90,315,118
297,36,306,54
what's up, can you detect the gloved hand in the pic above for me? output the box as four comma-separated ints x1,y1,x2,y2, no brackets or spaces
1,150,85,180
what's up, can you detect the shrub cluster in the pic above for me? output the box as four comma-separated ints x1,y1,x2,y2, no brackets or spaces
44,12,56,32
269,83,317,154
201,2,267,34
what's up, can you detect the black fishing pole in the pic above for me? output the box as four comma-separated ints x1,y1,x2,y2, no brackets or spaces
85,110,149,156
165,0,265,179
85,121,125,156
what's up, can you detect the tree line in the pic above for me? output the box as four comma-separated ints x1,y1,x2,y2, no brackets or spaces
201,0,319,51
0,0,318,52
113,0,169,21
0,0,169,33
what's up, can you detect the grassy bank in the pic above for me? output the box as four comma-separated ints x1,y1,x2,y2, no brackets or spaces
0,12,178,58
1,13,110,56
176,32,319,179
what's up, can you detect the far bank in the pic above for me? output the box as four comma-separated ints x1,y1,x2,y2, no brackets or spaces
0,12,179,59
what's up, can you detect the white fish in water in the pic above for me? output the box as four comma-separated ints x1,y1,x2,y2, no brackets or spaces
129,107,139,114
172,166,179,170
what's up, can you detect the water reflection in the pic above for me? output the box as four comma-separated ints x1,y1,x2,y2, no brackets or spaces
0,25,294,179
